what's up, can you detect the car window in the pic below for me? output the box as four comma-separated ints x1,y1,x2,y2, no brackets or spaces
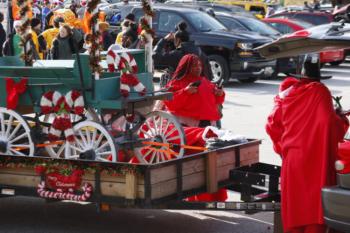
158,11,184,32
250,6,266,15
216,16,247,31
268,22,293,34
238,17,280,36
184,12,226,32
133,9,145,22
294,13,330,25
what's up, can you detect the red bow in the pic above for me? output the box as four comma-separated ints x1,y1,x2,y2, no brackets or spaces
5,78,28,110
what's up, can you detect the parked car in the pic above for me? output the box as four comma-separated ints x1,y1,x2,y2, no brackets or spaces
131,5,276,83
322,133,350,232
268,11,333,25
262,18,345,66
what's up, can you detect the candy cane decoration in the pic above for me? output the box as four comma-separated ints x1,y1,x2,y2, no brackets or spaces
106,49,146,97
37,182,93,202
40,90,85,142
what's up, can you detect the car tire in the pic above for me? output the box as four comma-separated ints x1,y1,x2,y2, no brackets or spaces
329,61,343,66
238,77,257,83
208,55,230,84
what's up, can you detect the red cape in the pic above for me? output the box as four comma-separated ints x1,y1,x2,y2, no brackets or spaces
266,78,348,231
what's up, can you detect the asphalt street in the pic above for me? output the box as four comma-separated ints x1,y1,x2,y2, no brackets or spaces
0,63,348,233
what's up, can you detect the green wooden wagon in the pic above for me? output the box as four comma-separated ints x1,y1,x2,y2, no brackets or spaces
0,50,186,164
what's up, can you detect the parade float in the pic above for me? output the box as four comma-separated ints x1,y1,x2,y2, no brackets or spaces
0,0,282,232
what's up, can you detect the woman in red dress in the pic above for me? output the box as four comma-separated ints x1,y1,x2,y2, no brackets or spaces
164,54,224,128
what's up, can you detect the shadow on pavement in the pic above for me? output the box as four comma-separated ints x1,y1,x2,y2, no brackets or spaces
0,197,273,233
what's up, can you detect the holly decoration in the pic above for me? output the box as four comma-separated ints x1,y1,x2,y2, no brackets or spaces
0,156,140,177
17,0,34,66
141,0,155,17
138,16,155,44
87,0,103,78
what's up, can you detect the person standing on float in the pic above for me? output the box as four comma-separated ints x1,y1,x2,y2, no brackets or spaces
266,55,349,233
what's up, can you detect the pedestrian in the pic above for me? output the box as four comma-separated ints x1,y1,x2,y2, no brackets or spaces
51,24,82,59
266,55,349,233
163,54,224,128
30,18,43,59
98,21,113,50
121,26,140,49
39,16,65,59
153,21,213,80
76,0,86,19
0,12,6,57
3,20,23,56
115,13,136,45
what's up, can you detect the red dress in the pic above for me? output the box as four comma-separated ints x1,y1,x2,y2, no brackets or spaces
266,78,348,233
164,74,224,121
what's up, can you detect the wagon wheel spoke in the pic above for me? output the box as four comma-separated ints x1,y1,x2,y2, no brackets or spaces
135,111,186,164
65,121,117,162
0,113,5,136
42,109,97,158
0,108,34,157
9,148,27,157
5,115,13,138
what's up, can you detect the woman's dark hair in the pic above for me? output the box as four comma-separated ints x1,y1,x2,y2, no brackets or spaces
53,17,64,28
0,13,4,23
174,21,189,42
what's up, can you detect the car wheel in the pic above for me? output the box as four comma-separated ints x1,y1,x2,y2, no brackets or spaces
238,77,257,83
329,61,343,66
208,55,229,84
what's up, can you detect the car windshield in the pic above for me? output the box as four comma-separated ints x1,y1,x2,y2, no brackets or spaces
238,17,280,36
185,12,227,32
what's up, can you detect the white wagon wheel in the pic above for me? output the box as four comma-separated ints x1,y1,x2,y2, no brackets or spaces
42,108,99,158
65,121,117,162
134,111,186,164
0,107,35,157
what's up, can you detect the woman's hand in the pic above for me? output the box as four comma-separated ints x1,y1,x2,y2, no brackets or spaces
185,84,198,94
214,88,224,96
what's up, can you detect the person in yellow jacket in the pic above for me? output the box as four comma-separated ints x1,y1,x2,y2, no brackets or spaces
115,13,136,45
39,17,65,58
30,18,43,59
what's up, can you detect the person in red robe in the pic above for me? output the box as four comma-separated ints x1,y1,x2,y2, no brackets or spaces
164,54,225,128
266,56,349,233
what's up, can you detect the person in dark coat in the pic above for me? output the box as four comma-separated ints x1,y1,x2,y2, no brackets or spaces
51,24,83,59
0,13,6,57
153,22,213,80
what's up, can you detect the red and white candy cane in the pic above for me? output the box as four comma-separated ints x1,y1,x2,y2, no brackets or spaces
37,182,93,202
40,90,84,142
106,49,146,97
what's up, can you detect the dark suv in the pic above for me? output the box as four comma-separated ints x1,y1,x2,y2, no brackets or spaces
132,5,276,83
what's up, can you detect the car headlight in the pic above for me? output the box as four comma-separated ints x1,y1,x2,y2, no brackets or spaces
237,42,253,51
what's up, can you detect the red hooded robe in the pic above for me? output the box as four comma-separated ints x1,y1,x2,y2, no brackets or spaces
266,77,348,232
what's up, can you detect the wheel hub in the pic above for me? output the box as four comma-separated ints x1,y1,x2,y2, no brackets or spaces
79,149,96,160
152,135,164,149
0,141,7,153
